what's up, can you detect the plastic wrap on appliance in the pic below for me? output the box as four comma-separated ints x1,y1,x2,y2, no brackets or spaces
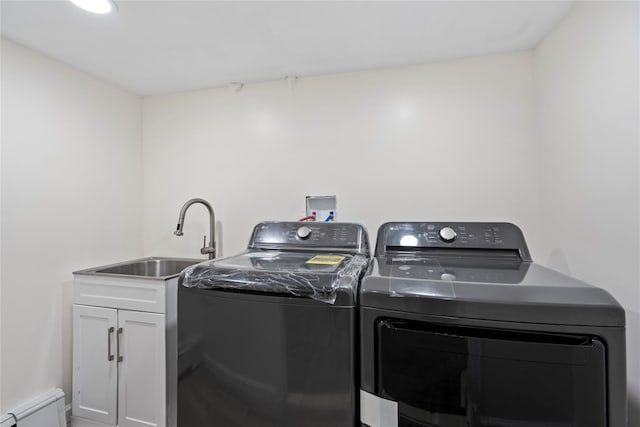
386,256,456,299
180,252,370,304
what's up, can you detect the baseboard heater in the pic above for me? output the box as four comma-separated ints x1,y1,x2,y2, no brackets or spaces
0,389,66,427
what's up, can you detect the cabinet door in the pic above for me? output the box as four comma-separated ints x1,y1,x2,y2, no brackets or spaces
118,310,166,427
72,304,118,425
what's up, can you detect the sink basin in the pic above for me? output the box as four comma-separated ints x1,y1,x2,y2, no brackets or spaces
74,257,203,280
96,259,197,277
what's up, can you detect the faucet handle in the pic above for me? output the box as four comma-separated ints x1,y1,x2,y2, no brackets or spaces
200,236,216,258
200,236,211,254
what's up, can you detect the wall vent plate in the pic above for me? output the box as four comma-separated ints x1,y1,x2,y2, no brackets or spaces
306,196,337,221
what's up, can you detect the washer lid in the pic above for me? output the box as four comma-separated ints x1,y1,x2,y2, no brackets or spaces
180,250,370,306
361,257,624,327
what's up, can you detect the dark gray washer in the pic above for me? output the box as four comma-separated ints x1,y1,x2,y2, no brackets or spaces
178,221,370,427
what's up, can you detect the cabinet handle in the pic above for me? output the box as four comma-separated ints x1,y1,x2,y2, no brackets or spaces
107,327,115,361
117,327,123,363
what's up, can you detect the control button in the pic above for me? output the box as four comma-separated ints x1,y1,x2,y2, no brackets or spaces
297,226,312,240
441,273,457,281
439,227,457,243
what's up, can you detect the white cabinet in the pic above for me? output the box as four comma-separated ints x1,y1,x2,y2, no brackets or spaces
72,272,182,427
117,310,166,427
72,305,118,425
73,305,166,427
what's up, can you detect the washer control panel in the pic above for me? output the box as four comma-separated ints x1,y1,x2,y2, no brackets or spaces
376,222,531,261
250,221,370,255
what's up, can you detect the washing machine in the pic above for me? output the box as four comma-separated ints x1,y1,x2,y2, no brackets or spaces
360,222,626,427
177,221,370,427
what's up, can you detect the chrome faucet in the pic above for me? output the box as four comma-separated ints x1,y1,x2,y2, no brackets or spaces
174,198,216,259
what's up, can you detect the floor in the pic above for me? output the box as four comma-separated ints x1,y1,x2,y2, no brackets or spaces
69,417,110,427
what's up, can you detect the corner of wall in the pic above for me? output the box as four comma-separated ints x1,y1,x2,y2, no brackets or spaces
1,37,145,412
0,35,4,417
531,2,640,424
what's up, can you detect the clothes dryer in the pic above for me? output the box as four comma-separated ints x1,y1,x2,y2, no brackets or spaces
360,222,625,427
178,221,370,427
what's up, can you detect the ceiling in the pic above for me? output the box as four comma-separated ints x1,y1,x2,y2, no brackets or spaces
1,1,574,96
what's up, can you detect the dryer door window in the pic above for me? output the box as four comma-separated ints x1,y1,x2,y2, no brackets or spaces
376,320,607,427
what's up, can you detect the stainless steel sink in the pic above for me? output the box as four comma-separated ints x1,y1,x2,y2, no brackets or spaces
74,257,203,280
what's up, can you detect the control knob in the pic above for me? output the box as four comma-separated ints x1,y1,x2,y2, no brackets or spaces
297,226,312,240
439,227,457,243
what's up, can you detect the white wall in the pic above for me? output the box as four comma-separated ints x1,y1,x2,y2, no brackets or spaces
0,24,4,414
143,51,541,259
0,7,4,410
534,2,640,423
0,38,143,411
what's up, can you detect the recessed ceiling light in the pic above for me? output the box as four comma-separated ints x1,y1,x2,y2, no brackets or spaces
69,0,115,14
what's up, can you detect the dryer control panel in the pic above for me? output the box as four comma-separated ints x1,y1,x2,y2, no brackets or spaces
376,222,531,261
249,221,370,255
